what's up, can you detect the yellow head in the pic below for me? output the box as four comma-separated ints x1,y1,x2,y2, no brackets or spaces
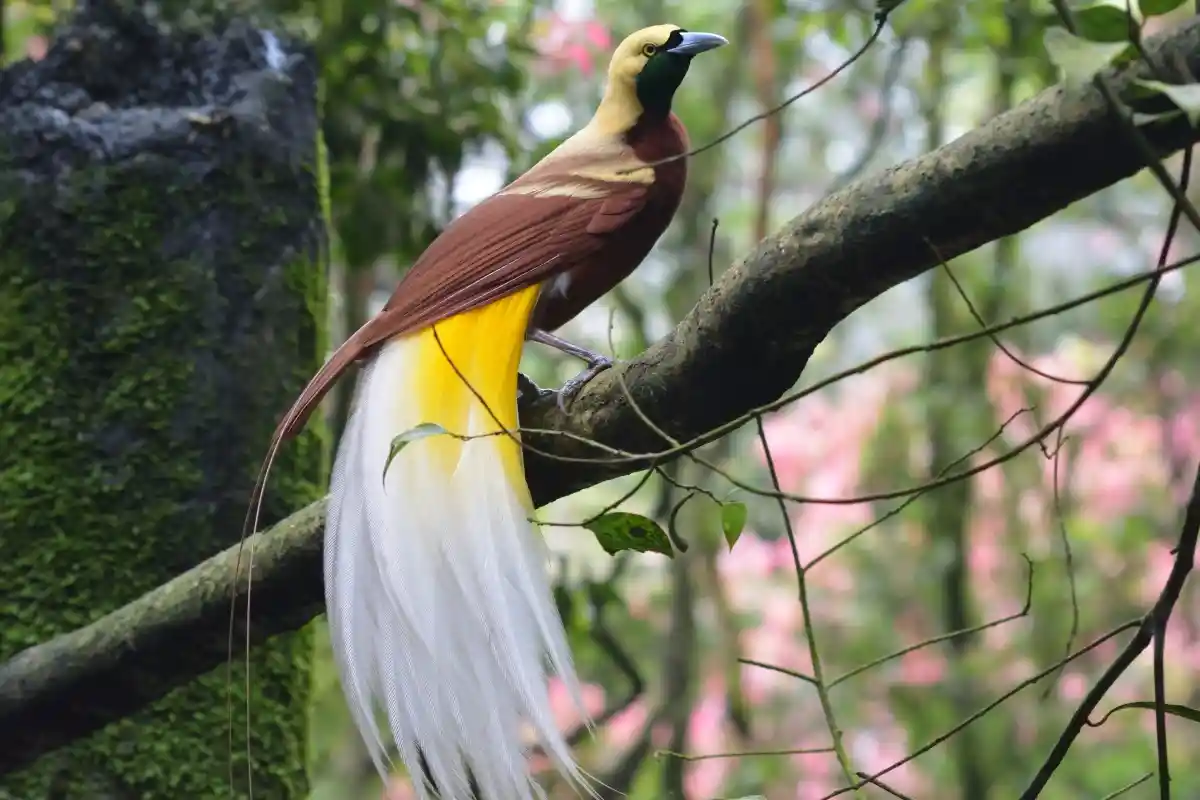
591,24,727,133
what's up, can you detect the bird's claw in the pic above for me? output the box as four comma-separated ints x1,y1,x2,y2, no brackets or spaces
516,372,555,407
557,357,614,414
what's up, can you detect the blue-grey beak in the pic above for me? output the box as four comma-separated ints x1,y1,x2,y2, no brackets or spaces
666,31,728,56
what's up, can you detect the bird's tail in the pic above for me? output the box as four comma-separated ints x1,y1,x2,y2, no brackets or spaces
325,284,592,800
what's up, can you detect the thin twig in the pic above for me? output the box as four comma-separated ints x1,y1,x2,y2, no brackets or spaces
656,746,835,762
808,408,1033,569
828,554,1034,689
855,772,914,800
738,657,818,687
1039,425,1080,702
933,253,1088,386
822,619,1142,798
1101,773,1155,800
1016,463,1200,799
755,416,859,793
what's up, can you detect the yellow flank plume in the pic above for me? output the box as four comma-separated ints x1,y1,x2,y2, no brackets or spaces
409,285,541,503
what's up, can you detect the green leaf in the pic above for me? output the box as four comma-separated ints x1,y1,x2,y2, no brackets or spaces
1043,27,1130,85
1139,0,1187,16
721,501,748,550
1072,0,1142,42
584,512,674,557
1133,108,1185,127
383,422,448,480
1135,79,1200,127
1094,701,1200,725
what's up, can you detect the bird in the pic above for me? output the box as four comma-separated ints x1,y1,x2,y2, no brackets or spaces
245,22,726,800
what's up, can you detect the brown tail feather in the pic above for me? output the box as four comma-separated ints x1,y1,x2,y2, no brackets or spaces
244,322,382,541
227,319,390,786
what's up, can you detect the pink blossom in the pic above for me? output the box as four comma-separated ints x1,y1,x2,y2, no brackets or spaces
385,777,415,800
1057,670,1089,702
531,14,611,76
1140,540,1176,604
741,629,812,701
898,646,946,686
718,530,778,580
26,36,48,61
547,677,605,733
791,739,837,799
604,698,649,745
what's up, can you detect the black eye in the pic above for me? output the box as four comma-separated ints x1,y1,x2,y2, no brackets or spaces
641,43,657,57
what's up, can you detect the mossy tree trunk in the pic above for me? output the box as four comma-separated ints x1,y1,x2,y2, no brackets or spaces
0,3,327,797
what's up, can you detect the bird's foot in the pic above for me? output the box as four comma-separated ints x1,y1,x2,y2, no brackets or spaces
557,357,614,414
517,372,555,407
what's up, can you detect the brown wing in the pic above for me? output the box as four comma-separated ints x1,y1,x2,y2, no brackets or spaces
238,172,651,550
380,183,650,330
282,181,648,439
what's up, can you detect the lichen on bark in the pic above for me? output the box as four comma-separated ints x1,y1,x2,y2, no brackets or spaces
0,2,328,797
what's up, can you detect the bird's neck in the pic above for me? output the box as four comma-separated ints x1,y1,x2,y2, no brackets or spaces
624,112,688,164
590,82,644,134
569,97,687,172
588,81,689,160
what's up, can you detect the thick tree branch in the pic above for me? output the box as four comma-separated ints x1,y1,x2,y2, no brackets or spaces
523,17,1200,501
5,15,1200,776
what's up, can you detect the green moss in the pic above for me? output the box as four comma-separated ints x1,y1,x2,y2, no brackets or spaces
0,133,330,796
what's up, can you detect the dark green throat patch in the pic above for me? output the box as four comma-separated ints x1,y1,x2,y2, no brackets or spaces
635,28,693,120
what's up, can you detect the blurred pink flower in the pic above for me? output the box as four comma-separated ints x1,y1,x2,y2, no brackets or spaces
26,36,48,61
718,530,778,580
547,677,605,733
1057,670,1089,702
791,737,837,799
898,646,946,686
604,698,649,745
741,626,812,702
1140,540,1176,604
385,777,415,800
850,715,924,797
531,14,611,76
685,687,731,797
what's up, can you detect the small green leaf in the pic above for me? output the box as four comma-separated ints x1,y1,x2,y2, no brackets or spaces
383,422,448,480
1135,79,1200,127
1097,700,1200,725
1132,108,1185,127
584,512,674,557
721,501,748,550
1139,0,1187,16
1043,27,1130,85
1073,0,1142,42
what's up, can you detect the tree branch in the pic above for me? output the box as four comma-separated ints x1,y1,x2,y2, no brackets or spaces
5,15,1200,776
523,16,1200,501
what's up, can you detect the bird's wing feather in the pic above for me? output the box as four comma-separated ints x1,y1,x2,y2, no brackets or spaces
586,190,650,235
241,162,651,549
273,151,652,443
378,184,649,332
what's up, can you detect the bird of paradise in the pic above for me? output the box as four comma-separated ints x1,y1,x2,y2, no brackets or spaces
249,23,727,800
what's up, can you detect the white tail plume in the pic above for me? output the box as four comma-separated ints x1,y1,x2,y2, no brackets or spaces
324,287,593,800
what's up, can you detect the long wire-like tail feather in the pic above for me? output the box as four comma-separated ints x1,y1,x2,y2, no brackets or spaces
326,285,594,800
